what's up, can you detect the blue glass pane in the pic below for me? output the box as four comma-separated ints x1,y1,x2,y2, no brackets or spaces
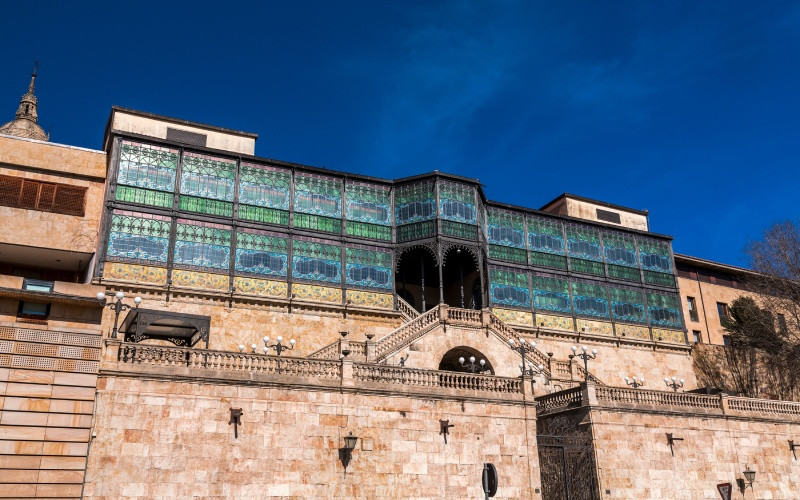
117,142,177,192
528,217,565,255
346,183,391,225
239,163,291,210
567,226,602,262
395,182,436,224
639,239,673,273
603,234,638,267
107,233,169,262
439,182,477,224
490,284,530,307
294,174,342,218
534,290,572,313
487,208,525,248
346,264,392,289
174,241,230,269
292,256,341,283
180,153,236,201
235,249,287,277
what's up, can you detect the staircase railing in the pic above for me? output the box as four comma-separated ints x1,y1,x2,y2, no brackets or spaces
396,296,420,322
375,306,441,359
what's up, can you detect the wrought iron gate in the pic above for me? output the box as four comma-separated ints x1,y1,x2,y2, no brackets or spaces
537,435,599,500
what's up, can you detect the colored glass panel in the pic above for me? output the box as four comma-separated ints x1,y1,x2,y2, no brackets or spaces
178,196,233,217
239,163,291,210
639,239,673,273
566,225,602,262
346,182,391,226
603,234,638,267
441,220,477,239
570,258,604,276
397,220,435,242
647,292,682,328
115,186,173,208
294,174,342,218
528,216,565,255
439,181,476,224
174,220,231,271
293,213,342,233
530,251,568,270
489,268,530,308
489,244,527,263
235,230,288,277
487,208,525,248
643,270,675,287
106,211,171,264
572,281,609,318
395,182,436,224
238,205,289,226
292,239,341,283
346,221,391,241
531,275,571,314
117,142,178,193
180,153,235,201
609,287,646,324
345,247,393,290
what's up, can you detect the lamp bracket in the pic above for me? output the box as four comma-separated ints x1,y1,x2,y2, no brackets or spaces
229,408,243,439
439,419,455,444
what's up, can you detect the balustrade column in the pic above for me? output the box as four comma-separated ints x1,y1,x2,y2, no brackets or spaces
341,357,354,388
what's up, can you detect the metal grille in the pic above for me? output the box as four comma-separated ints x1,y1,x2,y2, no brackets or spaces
596,208,621,224
0,174,86,216
166,127,207,147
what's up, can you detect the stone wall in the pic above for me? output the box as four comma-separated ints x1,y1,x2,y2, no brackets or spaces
84,354,541,499
0,325,102,498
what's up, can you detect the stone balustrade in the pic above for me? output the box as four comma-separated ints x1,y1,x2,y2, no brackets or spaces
536,382,800,420
396,296,420,321
118,343,341,379
353,362,523,394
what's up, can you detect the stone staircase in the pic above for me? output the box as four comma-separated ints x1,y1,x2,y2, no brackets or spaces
308,302,601,386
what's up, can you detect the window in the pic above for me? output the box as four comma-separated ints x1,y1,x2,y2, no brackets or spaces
687,297,699,322
722,335,730,347
777,314,788,334
692,330,702,344
0,174,86,216
17,301,50,324
717,302,729,320
22,279,54,292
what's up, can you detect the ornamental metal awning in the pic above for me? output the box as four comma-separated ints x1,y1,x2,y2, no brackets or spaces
120,308,210,348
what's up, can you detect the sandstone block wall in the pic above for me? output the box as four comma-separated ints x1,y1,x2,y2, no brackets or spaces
591,409,800,499
84,375,541,499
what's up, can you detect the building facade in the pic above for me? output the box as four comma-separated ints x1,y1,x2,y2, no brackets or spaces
0,76,798,498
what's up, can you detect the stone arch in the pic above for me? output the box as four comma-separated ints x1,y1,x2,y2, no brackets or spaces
438,346,495,374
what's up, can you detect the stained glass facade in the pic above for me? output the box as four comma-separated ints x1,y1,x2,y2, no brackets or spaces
609,286,646,324
395,181,435,225
179,152,236,217
239,163,291,225
345,246,393,290
292,239,341,284
346,182,392,241
106,210,171,265
294,174,342,233
173,220,231,272
489,267,530,308
235,229,288,277
646,292,682,328
438,181,476,225
531,274,572,314
528,216,568,269
572,280,610,318
115,141,178,208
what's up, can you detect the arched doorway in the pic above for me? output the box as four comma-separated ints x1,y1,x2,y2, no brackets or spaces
438,346,494,374
442,246,482,309
395,247,440,313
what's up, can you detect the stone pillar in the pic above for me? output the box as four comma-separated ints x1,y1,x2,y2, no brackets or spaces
103,338,121,364
439,304,449,323
719,392,729,414
341,357,354,388
582,381,598,406
481,308,491,327
365,334,376,363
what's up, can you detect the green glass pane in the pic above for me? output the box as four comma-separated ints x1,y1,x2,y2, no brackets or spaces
607,264,641,282
441,220,477,239
346,221,392,241
397,221,435,242
570,258,605,276
530,251,568,270
179,195,233,217
238,205,289,225
115,186,173,208
293,213,342,233
643,271,675,287
488,245,527,263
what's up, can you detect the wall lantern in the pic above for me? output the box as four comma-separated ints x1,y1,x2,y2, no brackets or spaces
742,466,756,488
571,345,598,381
339,432,359,473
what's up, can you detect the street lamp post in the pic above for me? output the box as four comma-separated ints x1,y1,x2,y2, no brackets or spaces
459,355,489,373
96,291,142,339
508,338,546,393
664,376,684,392
571,345,598,381
624,376,646,388
263,336,296,356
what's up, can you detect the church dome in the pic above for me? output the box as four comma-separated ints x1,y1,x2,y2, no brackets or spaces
0,65,49,141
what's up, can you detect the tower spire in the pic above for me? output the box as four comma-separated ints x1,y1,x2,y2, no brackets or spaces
0,62,49,141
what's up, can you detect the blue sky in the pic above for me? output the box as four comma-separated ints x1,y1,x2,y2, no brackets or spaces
2,1,798,267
